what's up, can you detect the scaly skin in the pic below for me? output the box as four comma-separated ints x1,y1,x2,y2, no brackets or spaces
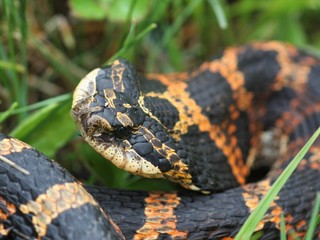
71,41,320,239
0,42,318,239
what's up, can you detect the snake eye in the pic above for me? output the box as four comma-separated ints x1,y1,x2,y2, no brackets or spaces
114,126,132,139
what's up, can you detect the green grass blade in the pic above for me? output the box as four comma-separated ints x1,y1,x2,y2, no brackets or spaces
4,0,20,107
105,22,157,64
235,127,320,240
280,213,286,240
9,93,71,115
29,35,87,84
135,23,157,43
161,0,201,46
2,0,28,118
305,192,320,240
207,0,228,29
10,100,75,157
16,0,28,111
122,18,137,47
0,60,25,73
0,102,18,124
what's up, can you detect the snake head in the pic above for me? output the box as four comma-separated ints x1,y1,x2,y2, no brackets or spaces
71,59,183,180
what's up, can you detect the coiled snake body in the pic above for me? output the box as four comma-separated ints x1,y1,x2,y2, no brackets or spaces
0,41,319,239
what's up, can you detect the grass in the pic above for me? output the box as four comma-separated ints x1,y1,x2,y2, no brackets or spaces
0,0,320,238
235,128,320,239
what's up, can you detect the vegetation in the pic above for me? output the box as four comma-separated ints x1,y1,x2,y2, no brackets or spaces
0,1,319,238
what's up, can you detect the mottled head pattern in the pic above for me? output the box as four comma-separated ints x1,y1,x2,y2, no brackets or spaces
71,59,196,190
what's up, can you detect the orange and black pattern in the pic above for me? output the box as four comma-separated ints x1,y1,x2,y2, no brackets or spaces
72,41,320,239
0,41,319,239
0,135,124,239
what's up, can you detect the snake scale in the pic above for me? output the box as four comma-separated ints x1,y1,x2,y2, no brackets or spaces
0,41,319,239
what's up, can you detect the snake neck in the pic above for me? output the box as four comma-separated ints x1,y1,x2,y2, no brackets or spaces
72,41,320,192
136,41,320,190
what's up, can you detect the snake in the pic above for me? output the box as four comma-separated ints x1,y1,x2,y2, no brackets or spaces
0,41,319,239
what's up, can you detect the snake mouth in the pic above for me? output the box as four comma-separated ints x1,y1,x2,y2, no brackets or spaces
85,130,163,178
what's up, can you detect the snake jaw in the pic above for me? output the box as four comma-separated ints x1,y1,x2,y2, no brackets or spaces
82,132,163,177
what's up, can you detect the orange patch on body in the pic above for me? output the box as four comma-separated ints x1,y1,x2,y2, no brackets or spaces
242,179,310,238
251,42,312,93
310,147,320,163
0,138,31,156
278,100,318,134
0,197,16,220
19,182,101,237
0,197,17,237
0,224,10,236
242,179,282,231
145,73,248,184
198,48,252,112
134,192,188,240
